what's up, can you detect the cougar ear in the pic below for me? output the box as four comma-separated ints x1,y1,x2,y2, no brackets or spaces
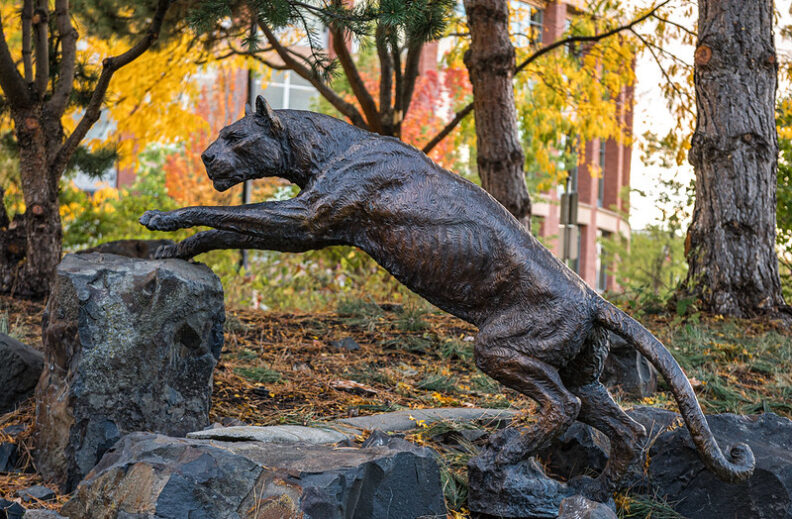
255,95,283,132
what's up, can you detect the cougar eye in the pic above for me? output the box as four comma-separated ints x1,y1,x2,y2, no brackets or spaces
225,132,242,143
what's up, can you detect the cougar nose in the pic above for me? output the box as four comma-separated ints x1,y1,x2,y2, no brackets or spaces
201,151,215,165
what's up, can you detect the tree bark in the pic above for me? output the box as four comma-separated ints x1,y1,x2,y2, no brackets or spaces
681,0,786,316
0,0,170,298
463,0,531,227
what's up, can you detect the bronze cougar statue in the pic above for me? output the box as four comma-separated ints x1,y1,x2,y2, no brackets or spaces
140,96,754,499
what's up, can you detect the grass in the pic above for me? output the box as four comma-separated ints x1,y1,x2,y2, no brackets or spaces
233,366,282,384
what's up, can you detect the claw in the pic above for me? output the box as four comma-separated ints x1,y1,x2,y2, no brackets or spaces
140,210,181,231
154,244,179,259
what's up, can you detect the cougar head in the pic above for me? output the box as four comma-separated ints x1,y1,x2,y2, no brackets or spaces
201,96,286,192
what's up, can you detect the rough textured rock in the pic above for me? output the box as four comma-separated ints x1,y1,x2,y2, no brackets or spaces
627,407,792,519
537,422,609,481
77,239,176,259
557,495,617,519
329,337,361,351
62,432,446,519
530,407,792,518
22,512,66,519
187,424,351,445
16,486,55,503
0,500,25,519
468,428,576,518
0,443,18,472
35,253,225,491
0,333,43,413
601,334,657,398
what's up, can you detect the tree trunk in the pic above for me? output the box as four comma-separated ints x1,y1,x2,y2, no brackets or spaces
681,0,786,316
0,108,63,299
463,0,531,228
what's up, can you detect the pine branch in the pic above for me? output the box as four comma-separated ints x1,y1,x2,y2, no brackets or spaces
257,19,368,129
0,9,31,108
52,0,172,178
330,22,382,133
49,0,78,116
375,24,393,121
400,37,424,121
22,0,33,82
33,0,49,96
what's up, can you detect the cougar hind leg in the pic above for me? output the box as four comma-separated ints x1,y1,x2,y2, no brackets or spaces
474,339,581,465
568,382,647,501
561,326,647,501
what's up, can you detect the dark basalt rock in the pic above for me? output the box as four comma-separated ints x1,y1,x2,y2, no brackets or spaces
468,428,576,518
627,407,792,519
0,443,18,473
0,333,43,414
601,333,658,398
537,422,610,481
329,337,361,351
529,407,792,519
0,500,25,519
35,253,225,491
16,486,55,503
62,431,447,519
22,512,66,519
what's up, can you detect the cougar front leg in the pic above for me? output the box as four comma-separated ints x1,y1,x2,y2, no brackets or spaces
157,229,342,259
140,199,311,236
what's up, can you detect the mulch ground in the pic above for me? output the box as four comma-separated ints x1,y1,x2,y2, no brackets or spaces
1,294,789,516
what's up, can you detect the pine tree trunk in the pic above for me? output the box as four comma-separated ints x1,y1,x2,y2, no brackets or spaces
681,0,786,317
463,0,531,228
0,108,63,299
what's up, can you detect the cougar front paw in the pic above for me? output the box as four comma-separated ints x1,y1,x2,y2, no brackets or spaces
140,210,182,231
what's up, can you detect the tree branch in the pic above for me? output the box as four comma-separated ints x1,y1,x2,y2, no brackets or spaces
49,0,78,116
421,0,672,153
375,24,393,123
0,10,31,108
400,37,424,122
257,19,368,129
630,28,695,118
33,0,49,95
514,0,671,76
421,102,473,154
330,23,382,132
52,0,171,175
22,0,33,82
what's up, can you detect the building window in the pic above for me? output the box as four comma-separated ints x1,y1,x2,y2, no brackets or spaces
597,141,606,207
257,70,318,111
510,1,543,47
596,230,611,292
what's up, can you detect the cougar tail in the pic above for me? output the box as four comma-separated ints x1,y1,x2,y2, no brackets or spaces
595,298,755,483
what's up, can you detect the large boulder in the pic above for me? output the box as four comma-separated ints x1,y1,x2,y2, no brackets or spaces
532,407,792,519
627,407,792,519
0,333,43,413
35,253,225,491
62,432,447,519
